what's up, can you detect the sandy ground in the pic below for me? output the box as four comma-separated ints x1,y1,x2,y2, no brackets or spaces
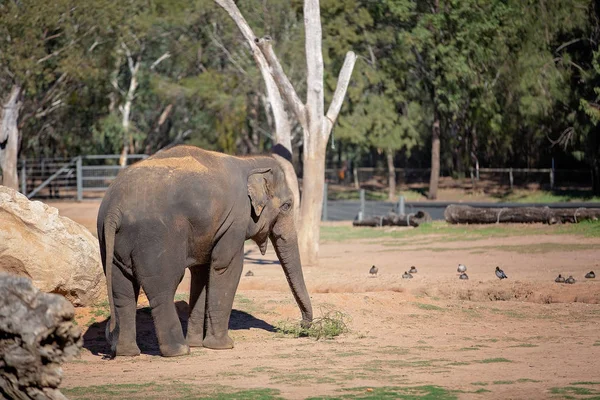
46,200,600,399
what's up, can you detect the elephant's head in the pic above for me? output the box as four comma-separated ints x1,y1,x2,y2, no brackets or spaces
246,164,313,325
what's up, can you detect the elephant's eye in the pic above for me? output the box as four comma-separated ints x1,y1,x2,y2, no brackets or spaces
280,202,291,212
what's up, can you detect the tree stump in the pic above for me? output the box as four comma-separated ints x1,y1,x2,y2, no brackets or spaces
0,273,82,399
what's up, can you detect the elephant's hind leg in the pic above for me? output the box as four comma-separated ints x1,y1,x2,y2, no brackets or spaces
136,250,189,357
203,244,244,350
110,264,141,357
187,265,209,347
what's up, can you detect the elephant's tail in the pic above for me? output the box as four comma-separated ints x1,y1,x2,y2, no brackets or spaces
103,212,121,337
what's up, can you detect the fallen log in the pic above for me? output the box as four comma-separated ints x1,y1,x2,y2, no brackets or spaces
0,273,82,399
444,204,600,224
353,210,432,227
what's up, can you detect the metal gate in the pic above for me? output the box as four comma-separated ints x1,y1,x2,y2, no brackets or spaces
18,155,148,200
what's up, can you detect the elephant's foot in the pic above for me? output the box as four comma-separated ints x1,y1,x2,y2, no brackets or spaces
203,334,234,350
186,333,205,348
114,343,141,357
159,342,190,357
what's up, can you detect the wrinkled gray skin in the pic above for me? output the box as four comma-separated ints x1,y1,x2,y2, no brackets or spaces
97,145,313,357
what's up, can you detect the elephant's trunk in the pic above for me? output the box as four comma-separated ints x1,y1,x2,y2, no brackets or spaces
270,232,313,325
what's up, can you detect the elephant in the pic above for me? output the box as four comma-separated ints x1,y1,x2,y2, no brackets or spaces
97,145,313,357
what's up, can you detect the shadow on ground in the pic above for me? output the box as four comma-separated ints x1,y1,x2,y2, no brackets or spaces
82,301,274,357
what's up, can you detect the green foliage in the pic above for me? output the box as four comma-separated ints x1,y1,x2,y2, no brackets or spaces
1,0,600,198
307,385,458,400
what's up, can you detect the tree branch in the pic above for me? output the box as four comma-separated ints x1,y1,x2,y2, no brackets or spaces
207,24,246,75
150,51,171,70
214,0,294,151
304,0,325,139
324,51,357,135
255,36,307,128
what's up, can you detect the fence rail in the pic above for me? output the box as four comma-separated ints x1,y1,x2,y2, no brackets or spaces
18,155,148,200
14,154,595,201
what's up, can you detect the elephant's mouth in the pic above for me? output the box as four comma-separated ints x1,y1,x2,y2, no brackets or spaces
254,233,269,255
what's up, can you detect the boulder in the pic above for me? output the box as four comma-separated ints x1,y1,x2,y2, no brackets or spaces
0,186,105,306
0,273,82,399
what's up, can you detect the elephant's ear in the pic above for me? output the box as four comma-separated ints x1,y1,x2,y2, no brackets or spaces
248,168,272,217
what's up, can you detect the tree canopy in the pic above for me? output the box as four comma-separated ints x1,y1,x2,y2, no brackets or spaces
1,0,599,193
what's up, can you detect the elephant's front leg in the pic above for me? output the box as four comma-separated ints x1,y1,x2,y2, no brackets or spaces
203,244,244,350
186,265,209,347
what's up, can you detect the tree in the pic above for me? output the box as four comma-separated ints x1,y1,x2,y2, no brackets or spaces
216,0,356,266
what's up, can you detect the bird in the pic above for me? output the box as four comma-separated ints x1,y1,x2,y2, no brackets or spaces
402,271,413,279
409,266,418,274
555,274,565,283
565,275,576,284
585,271,595,279
459,273,469,280
369,265,378,276
495,266,508,279
457,264,467,273
245,270,254,277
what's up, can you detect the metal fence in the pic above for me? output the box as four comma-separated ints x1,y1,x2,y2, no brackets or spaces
18,155,147,200
325,167,595,190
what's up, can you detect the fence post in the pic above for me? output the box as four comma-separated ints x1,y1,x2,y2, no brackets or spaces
76,156,83,202
358,189,365,221
322,183,328,221
20,160,26,195
353,166,359,189
397,195,405,215
509,168,514,190
550,158,555,190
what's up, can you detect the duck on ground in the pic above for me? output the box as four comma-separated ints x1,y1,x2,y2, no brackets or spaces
585,271,595,279
369,265,378,276
495,266,508,280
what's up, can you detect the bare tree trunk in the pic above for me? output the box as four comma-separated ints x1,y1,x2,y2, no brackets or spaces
216,0,356,266
0,85,22,190
214,0,300,222
428,118,440,200
297,146,326,266
119,45,140,167
387,149,396,201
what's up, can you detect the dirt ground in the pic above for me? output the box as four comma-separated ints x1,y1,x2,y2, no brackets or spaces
46,200,600,400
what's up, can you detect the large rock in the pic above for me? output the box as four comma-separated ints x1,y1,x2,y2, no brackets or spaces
0,273,82,399
0,186,105,306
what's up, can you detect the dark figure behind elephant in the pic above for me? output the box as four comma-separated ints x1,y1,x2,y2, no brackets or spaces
97,145,313,357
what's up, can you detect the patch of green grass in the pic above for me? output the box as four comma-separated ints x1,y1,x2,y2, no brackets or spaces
336,351,365,357
414,303,445,311
174,293,189,302
501,189,600,204
517,379,541,383
479,358,513,364
509,343,539,348
458,347,480,351
320,220,600,242
63,383,285,400
447,361,470,366
91,301,111,319
471,382,488,386
275,307,349,340
550,386,600,396
473,388,492,394
493,381,515,385
570,382,600,386
594,341,600,346
307,385,458,400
